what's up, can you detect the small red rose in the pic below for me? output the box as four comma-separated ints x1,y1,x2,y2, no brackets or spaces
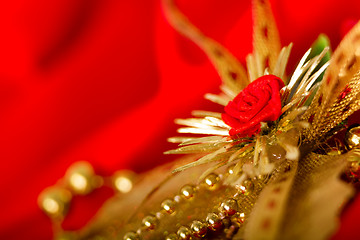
221,75,284,137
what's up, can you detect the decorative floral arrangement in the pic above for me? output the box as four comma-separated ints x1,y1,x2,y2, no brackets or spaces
163,0,357,180
148,0,360,238
37,0,360,239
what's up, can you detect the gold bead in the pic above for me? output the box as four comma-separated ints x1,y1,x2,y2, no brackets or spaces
237,179,253,195
231,212,246,225
177,226,191,240
220,198,238,216
65,161,102,195
142,215,158,230
191,220,207,237
203,173,221,190
38,186,72,219
165,233,178,240
161,199,176,214
123,231,139,240
113,170,136,194
180,185,195,199
346,126,360,149
206,212,222,231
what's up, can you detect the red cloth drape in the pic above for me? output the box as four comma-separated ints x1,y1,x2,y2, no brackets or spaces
1,0,360,239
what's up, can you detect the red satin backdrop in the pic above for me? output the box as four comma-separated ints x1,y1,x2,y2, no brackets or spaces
0,0,360,239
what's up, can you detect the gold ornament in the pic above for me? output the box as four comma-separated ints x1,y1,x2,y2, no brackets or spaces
191,220,207,237
206,212,222,231
113,170,136,193
179,185,195,199
346,125,360,149
177,226,191,240
220,198,239,216
161,199,176,214
141,215,158,230
202,173,221,190
38,0,360,239
65,161,102,195
38,186,72,219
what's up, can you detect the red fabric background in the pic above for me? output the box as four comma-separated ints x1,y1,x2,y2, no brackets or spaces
0,0,360,239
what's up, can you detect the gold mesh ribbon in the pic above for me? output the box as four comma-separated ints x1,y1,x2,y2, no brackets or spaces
244,152,354,240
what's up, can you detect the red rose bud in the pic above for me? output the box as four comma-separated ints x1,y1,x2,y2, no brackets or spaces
222,75,284,138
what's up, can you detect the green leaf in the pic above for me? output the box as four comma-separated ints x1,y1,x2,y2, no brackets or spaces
308,34,332,81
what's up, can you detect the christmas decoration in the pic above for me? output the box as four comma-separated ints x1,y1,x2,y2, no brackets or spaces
38,0,360,239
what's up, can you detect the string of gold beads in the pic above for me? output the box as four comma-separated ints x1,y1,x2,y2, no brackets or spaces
38,161,104,220
38,161,138,239
123,170,254,240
